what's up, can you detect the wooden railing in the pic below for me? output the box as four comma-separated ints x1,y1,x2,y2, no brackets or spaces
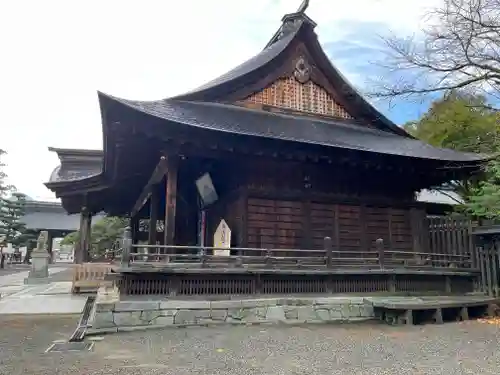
111,221,484,297
427,216,476,265
472,225,500,297
118,235,474,271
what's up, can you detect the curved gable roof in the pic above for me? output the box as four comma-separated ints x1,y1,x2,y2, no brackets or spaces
173,28,300,99
171,11,409,137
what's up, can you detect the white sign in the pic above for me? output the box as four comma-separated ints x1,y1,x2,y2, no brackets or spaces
213,219,231,256
196,173,218,207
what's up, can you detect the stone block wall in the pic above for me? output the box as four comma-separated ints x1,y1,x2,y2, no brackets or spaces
90,297,375,332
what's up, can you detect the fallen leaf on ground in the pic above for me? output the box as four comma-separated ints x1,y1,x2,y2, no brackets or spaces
477,317,500,325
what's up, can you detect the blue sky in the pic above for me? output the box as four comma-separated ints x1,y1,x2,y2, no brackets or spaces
322,19,436,125
0,0,442,200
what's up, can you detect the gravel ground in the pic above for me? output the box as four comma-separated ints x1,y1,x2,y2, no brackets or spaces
2,316,500,375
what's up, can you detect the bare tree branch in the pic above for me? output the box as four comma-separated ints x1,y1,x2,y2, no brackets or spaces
370,0,500,107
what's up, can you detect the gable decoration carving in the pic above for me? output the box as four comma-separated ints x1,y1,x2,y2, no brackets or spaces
293,56,311,83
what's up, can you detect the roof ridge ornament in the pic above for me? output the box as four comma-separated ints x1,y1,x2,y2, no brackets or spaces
297,0,309,14
263,0,315,48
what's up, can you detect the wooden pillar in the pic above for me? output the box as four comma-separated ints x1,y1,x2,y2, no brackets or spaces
75,210,86,264
164,157,179,247
84,212,92,262
75,211,84,264
77,208,92,264
410,207,428,253
148,187,160,254
130,215,139,244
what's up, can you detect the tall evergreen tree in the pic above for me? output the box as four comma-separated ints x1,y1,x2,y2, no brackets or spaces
0,150,34,267
0,193,29,246
0,149,14,268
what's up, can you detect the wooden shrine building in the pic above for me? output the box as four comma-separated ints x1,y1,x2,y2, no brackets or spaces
46,3,488,295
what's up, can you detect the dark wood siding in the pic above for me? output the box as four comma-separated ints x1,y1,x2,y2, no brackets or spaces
310,202,336,249
337,204,363,254
366,206,390,251
173,155,423,255
243,199,415,255
247,198,304,250
390,208,413,251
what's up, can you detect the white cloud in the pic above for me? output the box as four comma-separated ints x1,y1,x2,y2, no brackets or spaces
0,0,442,200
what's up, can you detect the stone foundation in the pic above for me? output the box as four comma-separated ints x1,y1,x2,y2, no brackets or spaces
89,296,376,333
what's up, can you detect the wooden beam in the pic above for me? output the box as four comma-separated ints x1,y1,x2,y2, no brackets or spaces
130,156,168,217
164,157,179,246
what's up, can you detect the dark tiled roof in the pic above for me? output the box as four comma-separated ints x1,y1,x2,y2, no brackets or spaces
21,210,81,231
47,147,103,183
21,199,105,231
163,15,408,137
49,164,102,183
103,95,485,162
172,28,299,100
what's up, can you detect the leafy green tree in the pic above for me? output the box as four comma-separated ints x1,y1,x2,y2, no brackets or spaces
90,217,127,258
60,231,79,247
462,158,500,222
404,92,499,154
61,216,127,260
0,149,12,198
403,92,499,199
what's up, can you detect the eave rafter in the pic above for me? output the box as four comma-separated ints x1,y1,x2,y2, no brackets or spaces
130,156,169,217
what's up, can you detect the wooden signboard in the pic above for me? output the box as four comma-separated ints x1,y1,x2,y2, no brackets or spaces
213,219,231,256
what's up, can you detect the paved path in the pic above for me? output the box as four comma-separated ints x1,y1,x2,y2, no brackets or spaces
0,266,67,287
0,266,87,315
1,315,500,374
0,264,31,276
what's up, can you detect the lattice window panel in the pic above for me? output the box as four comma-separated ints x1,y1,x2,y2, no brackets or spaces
245,77,352,119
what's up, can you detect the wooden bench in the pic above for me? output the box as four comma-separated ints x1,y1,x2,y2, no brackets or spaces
72,263,116,294
372,297,499,325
